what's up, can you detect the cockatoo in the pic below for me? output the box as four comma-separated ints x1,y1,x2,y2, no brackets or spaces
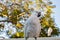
24,11,41,40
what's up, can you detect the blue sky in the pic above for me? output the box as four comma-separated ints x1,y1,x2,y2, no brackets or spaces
51,0,60,28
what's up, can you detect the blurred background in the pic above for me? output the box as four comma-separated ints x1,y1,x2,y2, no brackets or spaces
0,0,60,39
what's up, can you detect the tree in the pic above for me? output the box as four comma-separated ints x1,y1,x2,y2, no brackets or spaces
0,0,59,38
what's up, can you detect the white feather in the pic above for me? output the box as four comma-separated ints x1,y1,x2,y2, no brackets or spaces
24,12,41,38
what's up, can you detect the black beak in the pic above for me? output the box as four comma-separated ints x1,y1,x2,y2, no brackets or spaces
37,12,41,17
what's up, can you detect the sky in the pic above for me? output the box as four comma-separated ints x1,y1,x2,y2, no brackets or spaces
51,0,60,28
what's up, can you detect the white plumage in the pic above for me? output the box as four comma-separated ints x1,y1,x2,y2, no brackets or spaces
24,11,41,40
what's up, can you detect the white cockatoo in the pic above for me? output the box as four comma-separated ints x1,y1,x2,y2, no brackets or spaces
47,27,53,37
24,11,41,40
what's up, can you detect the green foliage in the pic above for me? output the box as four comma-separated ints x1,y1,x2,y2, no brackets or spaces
0,0,59,38
10,32,24,38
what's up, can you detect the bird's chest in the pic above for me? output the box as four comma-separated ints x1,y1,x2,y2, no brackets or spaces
27,23,37,32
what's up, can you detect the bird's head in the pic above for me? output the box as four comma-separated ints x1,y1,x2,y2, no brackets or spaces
31,11,41,18
35,11,41,17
